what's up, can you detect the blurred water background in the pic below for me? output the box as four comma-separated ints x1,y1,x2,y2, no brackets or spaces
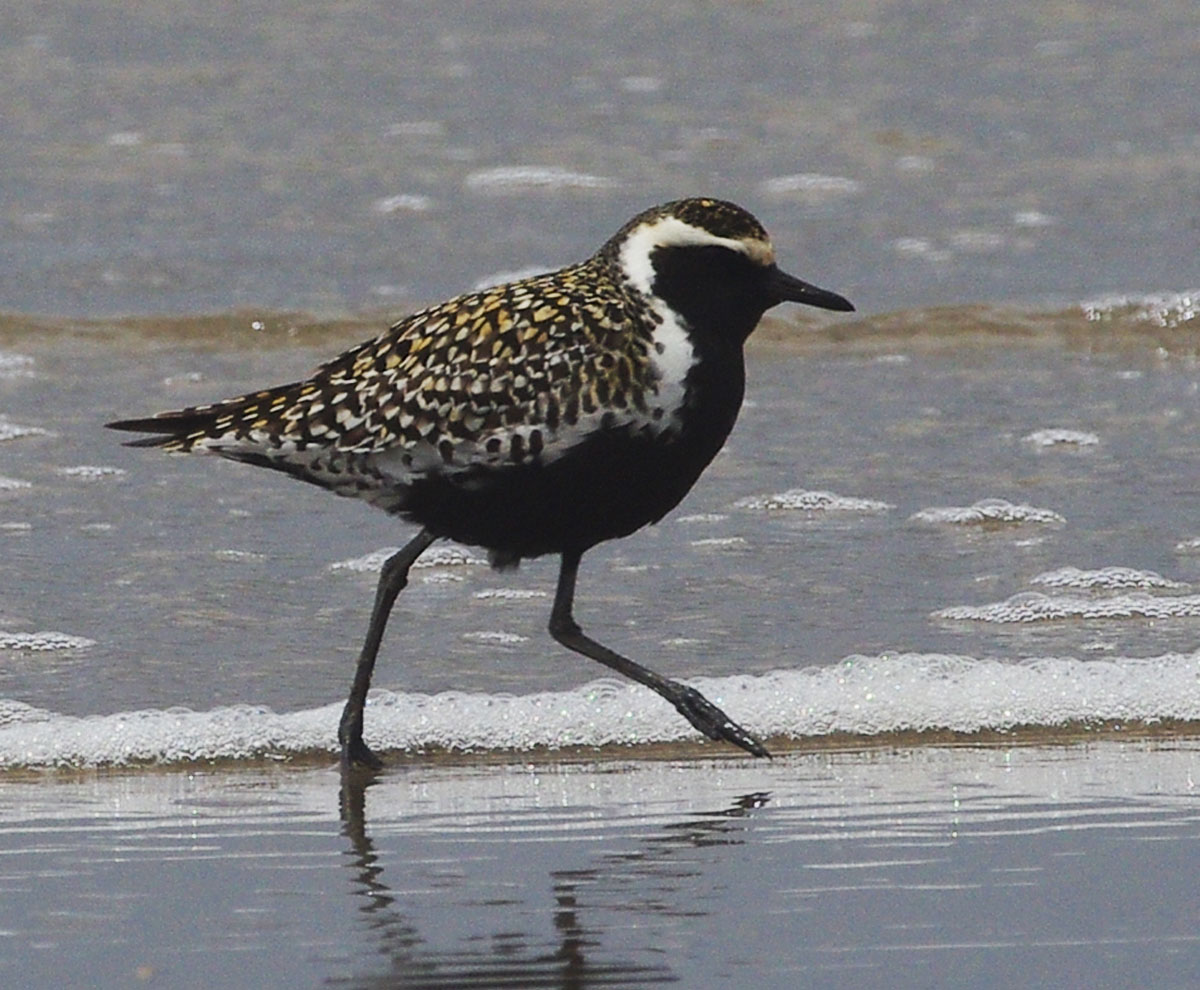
1,0,1196,317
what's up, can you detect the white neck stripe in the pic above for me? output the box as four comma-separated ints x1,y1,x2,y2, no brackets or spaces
617,217,774,295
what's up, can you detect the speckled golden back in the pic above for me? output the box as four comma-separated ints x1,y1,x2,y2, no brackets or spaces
146,198,779,467
154,252,677,468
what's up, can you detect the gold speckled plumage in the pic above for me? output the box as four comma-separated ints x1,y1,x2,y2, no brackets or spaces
252,260,665,458
136,247,676,471
111,199,779,504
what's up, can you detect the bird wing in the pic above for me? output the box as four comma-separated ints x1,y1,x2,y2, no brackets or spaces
108,265,668,487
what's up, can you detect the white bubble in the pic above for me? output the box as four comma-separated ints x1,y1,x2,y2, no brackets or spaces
934,591,1200,622
0,630,96,651
56,465,127,481
1023,428,1100,448
620,76,663,93
462,630,529,645
330,544,486,573
759,174,862,201
689,536,749,549
1030,566,1187,591
1081,291,1199,328
911,498,1065,526
373,193,434,214
0,418,53,442
2,651,1198,767
734,489,893,513
473,589,548,601
464,166,615,193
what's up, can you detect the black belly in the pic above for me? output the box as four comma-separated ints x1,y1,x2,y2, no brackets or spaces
398,423,727,565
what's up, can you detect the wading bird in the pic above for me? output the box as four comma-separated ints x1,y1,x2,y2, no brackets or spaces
109,198,854,769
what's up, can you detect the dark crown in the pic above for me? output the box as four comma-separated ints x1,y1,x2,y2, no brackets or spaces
598,198,771,263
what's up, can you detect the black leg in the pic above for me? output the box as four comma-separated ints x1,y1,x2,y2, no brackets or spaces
339,528,438,771
547,549,770,758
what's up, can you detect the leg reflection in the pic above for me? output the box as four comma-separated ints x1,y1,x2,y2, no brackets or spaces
336,775,768,988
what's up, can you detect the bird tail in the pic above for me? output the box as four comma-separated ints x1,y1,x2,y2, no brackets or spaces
107,387,412,514
106,384,302,452
107,407,229,450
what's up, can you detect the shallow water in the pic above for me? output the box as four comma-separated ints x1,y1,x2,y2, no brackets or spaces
10,316,1200,990
3,1,1200,986
1,742,1197,989
2,303,1200,763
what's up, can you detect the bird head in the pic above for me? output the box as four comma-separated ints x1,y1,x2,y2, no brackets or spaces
601,197,853,342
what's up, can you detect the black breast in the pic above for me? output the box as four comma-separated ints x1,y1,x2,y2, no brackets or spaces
398,382,742,565
397,243,772,566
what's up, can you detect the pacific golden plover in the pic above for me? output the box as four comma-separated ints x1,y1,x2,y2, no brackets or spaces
109,197,855,769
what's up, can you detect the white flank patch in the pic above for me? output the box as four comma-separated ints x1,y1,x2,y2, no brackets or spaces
647,303,695,425
471,266,552,292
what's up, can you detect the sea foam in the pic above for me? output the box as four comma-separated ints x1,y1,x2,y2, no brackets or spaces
2,652,1197,769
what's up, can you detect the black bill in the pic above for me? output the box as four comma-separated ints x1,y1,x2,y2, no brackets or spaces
767,265,855,312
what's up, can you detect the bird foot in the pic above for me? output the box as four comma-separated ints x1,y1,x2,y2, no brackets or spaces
340,735,384,772
670,683,771,758
338,705,384,771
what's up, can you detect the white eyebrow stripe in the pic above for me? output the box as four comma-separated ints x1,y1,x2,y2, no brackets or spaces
617,217,775,294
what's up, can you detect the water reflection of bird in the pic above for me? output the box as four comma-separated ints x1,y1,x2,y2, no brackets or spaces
109,198,854,769
336,775,767,985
